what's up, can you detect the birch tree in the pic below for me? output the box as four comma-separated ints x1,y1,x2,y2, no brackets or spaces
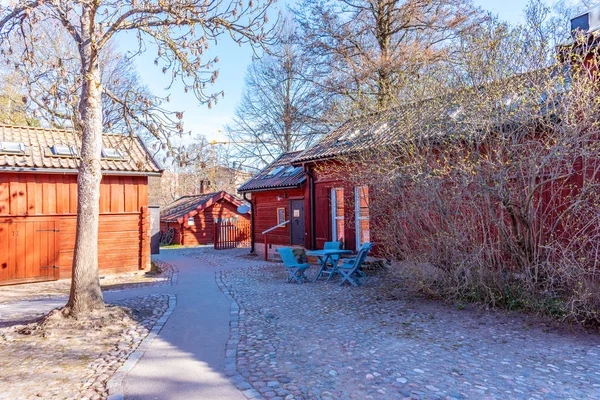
0,0,274,316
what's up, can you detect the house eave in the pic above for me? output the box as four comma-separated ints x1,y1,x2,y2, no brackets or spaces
238,184,304,194
0,167,162,176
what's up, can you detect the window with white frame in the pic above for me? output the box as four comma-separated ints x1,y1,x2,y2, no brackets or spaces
354,186,370,247
331,188,344,243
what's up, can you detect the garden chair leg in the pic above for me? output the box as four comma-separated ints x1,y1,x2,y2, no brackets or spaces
339,270,361,286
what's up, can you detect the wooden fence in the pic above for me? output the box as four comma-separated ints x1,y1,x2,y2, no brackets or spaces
214,219,251,250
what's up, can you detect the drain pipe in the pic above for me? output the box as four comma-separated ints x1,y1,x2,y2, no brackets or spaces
243,192,255,254
304,165,317,250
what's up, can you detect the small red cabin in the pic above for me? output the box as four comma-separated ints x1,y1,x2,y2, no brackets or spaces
238,151,311,259
239,150,371,259
160,191,250,246
0,125,162,286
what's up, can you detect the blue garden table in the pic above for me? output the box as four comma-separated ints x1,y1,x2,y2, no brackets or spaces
306,249,354,281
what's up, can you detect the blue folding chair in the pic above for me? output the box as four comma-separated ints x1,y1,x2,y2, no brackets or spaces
338,242,372,286
277,248,311,284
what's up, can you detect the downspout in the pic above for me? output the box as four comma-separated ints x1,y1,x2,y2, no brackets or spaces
304,165,316,249
243,192,255,254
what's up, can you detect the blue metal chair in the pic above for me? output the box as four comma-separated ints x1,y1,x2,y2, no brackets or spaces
277,248,311,284
338,242,372,286
340,242,371,277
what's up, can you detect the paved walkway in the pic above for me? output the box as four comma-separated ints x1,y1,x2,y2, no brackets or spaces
0,247,259,400
110,249,248,400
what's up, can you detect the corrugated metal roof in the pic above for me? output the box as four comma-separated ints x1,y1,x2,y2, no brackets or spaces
0,125,162,175
160,191,243,222
238,151,306,192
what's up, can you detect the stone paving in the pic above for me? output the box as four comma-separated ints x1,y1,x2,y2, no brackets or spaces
3,247,600,400
219,262,600,400
0,294,171,400
0,259,177,400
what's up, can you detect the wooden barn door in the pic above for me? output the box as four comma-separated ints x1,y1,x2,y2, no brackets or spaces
0,219,60,285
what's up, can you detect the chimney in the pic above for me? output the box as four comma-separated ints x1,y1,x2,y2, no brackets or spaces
200,180,207,194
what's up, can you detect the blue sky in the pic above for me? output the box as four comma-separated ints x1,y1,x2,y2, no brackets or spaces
123,0,554,142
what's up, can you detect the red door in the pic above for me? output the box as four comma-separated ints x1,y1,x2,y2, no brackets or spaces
0,220,60,285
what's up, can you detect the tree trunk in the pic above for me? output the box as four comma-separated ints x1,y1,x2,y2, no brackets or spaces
283,45,293,151
64,6,105,316
375,0,393,110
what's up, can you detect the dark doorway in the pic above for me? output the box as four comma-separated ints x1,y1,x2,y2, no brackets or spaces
290,200,305,245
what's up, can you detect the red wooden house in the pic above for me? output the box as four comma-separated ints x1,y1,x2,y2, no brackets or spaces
292,139,371,253
239,149,371,259
241,10,600,260
0,125,162,286
160,191,250,246
238,151,308,259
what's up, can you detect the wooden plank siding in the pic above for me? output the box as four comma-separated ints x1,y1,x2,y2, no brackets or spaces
312,179,359,251
160,200,250,246
0,173,150,283
0,220,60,284
0,173,149,216
252,188,304,247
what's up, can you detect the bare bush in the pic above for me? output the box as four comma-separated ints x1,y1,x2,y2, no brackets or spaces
325,37,600,325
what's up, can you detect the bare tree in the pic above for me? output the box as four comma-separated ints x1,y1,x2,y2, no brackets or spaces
0,68,38,125
226,21,329,167
1,20,183,146
0,0,274,316
294,0,486,114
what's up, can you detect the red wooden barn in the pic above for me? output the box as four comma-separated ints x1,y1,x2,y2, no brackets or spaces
159,191,250,246
0,124,162,286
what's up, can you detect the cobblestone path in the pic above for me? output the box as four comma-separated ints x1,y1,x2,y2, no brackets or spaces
221,264,600,400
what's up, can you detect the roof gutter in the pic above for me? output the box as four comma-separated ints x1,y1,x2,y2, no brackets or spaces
243,192,255,254
304,165,316,250
0,167,162,177
238,183,303,194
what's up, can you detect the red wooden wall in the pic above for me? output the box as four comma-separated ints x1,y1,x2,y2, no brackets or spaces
160,199,250,246
0,172,150,284
308,162,362,251
252,188,305,247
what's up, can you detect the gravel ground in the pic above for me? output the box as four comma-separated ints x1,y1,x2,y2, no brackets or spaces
0,294,171,400
219,262,600,400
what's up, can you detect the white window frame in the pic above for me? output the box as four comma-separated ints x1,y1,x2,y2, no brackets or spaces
354,186,369,247
331,188,344,242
